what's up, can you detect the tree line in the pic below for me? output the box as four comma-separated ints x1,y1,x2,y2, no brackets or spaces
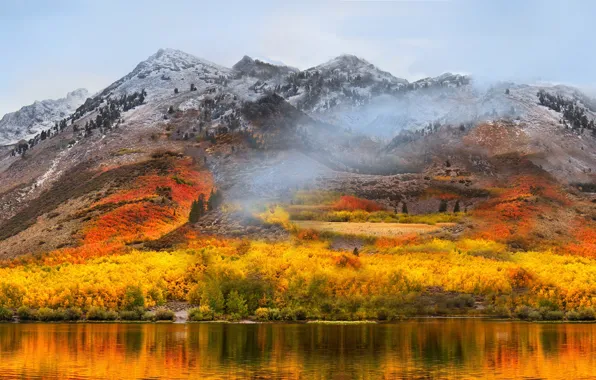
537,89,596,133
11,90,146,157
188,189,224,223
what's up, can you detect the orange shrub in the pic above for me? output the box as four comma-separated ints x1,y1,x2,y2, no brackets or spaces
297,229,319,241
333,196,384,212
423,187,460,201
508,267,533,288
333,254,362,269
82,157,213,247
565,225,596,258
375,235,418,248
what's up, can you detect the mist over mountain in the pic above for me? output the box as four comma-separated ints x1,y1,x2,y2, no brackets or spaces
2,48,596,186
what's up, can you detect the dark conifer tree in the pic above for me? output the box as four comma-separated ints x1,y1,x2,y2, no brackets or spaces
439,199,448,213
188,200,199,223
453,200,461,213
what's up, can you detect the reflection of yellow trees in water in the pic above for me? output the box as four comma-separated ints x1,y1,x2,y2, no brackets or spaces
0,321,595,379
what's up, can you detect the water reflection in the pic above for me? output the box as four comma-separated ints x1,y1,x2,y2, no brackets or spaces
0,319,595,379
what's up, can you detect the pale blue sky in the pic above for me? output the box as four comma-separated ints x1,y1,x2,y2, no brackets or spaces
1,0,594,115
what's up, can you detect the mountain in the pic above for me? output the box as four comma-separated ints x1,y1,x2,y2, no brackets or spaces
84,48,232,106
0,89,88,145
2,48,596,326
0,48,595,223
2,48,596,184
233,55,298,80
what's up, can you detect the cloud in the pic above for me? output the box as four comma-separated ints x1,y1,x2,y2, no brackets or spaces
256,3,432,80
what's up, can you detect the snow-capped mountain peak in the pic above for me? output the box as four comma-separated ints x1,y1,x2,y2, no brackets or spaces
232,55,298,80
131,48,230,78
411,72,470,89
312,54,408,85
0,89,89,145
317,54,373,70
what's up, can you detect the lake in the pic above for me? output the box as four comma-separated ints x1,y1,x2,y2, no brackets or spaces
0,319,595,379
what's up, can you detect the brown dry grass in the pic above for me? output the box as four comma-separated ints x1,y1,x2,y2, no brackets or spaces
293,220,453,237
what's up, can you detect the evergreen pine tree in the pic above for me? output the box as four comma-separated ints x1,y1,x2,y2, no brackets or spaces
189,200,199,223
402,202,408,214
207,189,223,211
453,200,461,213
197,194,205,217
207,189,215,211
439,199,448,213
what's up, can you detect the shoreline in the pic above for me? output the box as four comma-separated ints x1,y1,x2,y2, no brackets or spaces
2,316,596,324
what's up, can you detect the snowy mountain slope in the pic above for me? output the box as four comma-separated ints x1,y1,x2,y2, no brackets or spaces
277,55,409,114
3,47,596,185
0,89,88,146
7,48,596,149
4,46,596,236
233,55,298,80
87,48,233,105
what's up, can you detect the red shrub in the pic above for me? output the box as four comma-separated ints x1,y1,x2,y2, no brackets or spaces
333,196,384,212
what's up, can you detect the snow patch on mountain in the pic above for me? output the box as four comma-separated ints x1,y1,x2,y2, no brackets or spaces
0,89,89,146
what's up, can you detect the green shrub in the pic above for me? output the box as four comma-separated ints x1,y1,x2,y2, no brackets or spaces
537,299,559,310
514,305,531,320
447,294,475,309
200,283,225,313
490,306,511,318
142,311,156,322
578,307,596,320
86,307,106,321
528,310,543,321
123,285,145,310
544,310,564,321
376,308,389,321
0,306,13,321
225,290,248,318
105,310,118,321
37,307,65,322
268,308,281,321
188,305,213,321
281,306,308,321
64,307,83,321
566,310,581,321
255,307,270,321
120,308,144,321
17,306,38,321
86,307,118,321
154,307,175,321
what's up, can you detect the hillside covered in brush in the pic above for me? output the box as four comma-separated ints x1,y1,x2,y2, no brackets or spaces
1,48,596,322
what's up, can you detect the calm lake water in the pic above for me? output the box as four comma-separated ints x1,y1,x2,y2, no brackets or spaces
0,319,595,379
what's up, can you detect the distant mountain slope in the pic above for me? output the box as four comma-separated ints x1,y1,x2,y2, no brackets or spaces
2,48,596,185
3,47,596,262
0,89,88,145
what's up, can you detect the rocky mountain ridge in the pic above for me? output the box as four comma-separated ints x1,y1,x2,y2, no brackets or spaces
2,48,596,187
0,89,88,145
